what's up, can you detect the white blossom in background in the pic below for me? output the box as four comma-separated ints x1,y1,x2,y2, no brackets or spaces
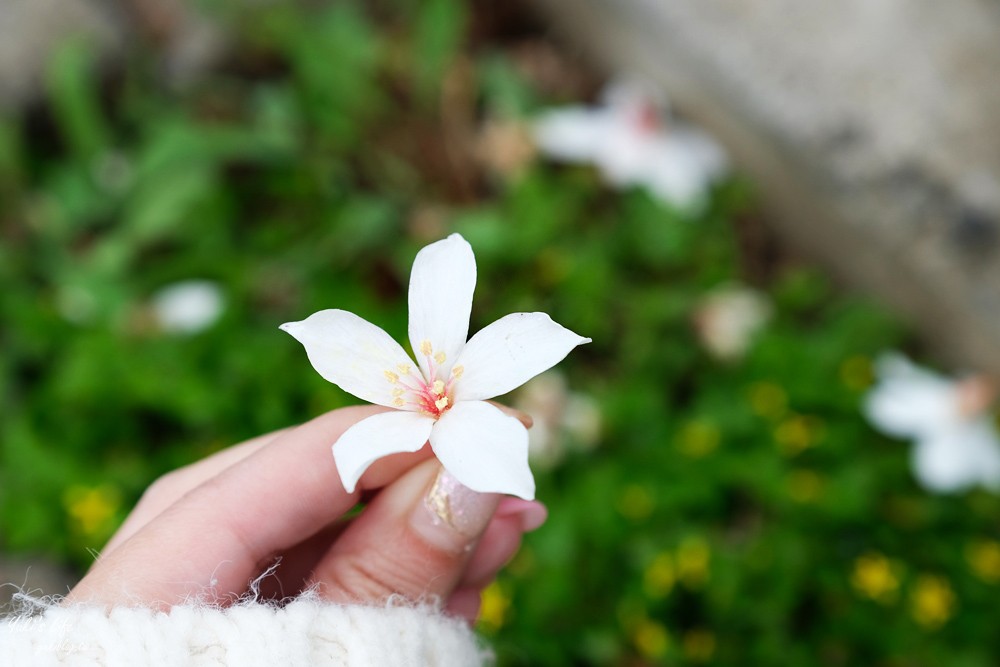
151,280,224,334
864,352,1000,494
692,285,771,361
281,234,590,500
532,79,728,208
514,370,602,470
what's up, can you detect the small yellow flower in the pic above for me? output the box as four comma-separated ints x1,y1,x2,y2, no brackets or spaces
910,575,956,629
774,415,822,456
477,581,511,633
682,629,716,662
747,382,788,421
677,537,711,589
965,540,1000,584
787,469,824,503
850,553,900,604
616,484,655,522
840,355,873,391
63,484,121,537
643,552,675,599
676,420,720,458
632,618,670,660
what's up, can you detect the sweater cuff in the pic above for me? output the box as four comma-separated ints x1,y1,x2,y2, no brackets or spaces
0,595,490,666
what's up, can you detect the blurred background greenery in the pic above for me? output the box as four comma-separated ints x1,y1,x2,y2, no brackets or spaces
3,1,1000,665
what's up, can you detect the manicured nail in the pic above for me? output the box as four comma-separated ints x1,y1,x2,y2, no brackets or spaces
413,467,500,551
496,497,548,532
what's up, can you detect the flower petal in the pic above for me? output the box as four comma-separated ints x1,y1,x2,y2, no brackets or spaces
281,309,416,408
430,401,534,499
533,107,611,162
408,233,476,380
334,411,435,493
863,353,958,438
453,313,591,402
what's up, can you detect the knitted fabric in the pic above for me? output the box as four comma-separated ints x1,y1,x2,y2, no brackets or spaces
0,595,490,666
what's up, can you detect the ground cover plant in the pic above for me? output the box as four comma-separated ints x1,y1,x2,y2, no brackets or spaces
2,1,1000,664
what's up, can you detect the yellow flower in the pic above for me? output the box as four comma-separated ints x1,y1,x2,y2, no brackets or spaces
675,420,720,458
774,415,823,456
747,382,788,421
63,484,121,537
632,618,670,660
677,537,711,589
850,553,900,604
966,540,1000,584
910,575,956,629
616,484,654,522
787,469,825,503
682,629,716,662
840,355,873,391
477,581,511,633
643,552,675,599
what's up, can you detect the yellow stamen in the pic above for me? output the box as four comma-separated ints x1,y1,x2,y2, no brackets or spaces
452,365,464,379
393,398,405,407
384,370,399,383
432,380,445,395
397,363,412,375
434,351,446,364
420,340,433,356
435,397,450,410
392,388,404,397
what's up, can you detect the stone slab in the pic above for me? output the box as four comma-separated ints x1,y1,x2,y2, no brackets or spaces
537,0,1000,373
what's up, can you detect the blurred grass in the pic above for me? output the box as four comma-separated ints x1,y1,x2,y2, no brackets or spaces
2,1,1000,665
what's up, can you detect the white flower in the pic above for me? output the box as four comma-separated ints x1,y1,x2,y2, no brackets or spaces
692,285,771,361
151,280,224,334
864,352,1000,494
280,234,590,500
533,79,727,208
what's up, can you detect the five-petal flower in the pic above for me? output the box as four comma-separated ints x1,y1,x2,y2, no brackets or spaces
533,79,727,208
281,234,590,500
864,352,1000,494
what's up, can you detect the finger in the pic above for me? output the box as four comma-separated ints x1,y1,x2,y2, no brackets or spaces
309,461,500,604
102,428,291,556
458,498,547,590
67,406,434,607
445,587,483,623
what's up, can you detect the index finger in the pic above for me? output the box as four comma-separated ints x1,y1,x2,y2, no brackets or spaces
68,406,432,607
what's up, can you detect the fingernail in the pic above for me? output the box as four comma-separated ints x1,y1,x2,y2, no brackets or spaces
412,467,500,551
496,498,548,532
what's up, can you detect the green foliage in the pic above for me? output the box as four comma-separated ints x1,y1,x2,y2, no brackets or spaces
2,2,999,665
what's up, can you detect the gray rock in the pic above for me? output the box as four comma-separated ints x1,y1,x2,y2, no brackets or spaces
537,0,1000,373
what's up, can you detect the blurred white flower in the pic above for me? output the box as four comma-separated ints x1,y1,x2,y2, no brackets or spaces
692,285,771,361
151,280,224,334
864,352,1000,494
532,79,727,208
514,370,602,470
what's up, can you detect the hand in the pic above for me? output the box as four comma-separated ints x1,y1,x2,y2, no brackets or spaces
66,406,546,622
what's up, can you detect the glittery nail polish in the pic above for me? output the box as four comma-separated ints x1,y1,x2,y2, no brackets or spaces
413,467,500,550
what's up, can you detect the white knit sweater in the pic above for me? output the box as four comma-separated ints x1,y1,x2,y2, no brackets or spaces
0,595,490,666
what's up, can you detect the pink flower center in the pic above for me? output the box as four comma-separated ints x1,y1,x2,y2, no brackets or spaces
383,340,464,419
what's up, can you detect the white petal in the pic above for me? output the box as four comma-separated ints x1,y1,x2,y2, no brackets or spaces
911,429,981,494
408,234,476,380
453,313,591,402
863,353,959,438
533,108,612,163
430,401,534,499
281,309,416,408
333,411,435,493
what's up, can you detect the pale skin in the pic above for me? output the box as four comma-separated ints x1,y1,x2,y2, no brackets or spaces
67,404,545,622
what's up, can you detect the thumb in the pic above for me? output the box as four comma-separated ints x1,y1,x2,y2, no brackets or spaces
310,459,501,603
